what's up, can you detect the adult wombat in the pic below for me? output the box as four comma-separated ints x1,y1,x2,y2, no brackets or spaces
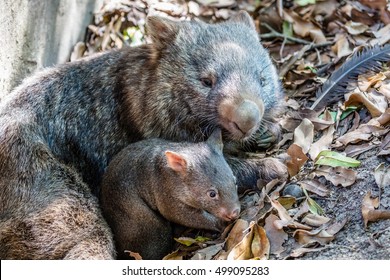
100,129,240,259
0,11,285,259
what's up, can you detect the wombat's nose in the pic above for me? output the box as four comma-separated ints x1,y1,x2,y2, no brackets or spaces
222,207,240,222
233,100,260,135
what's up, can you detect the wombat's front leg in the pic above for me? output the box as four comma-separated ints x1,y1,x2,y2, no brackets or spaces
226,156,288,193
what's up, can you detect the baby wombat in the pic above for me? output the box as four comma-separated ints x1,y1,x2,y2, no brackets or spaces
100,129,240,260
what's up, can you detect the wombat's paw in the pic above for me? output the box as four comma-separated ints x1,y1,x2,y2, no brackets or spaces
254,123,281,149
257,157,288,187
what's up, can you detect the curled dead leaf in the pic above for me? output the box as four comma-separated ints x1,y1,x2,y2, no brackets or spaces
264,214,288,257
314,166,357,187
227,222,270,260
362,191,390,228
299,179,330,197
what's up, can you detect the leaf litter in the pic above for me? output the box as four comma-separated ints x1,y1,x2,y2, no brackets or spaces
75,0,390,259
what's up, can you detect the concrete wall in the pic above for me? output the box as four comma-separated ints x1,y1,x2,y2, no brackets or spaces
0,0,103,96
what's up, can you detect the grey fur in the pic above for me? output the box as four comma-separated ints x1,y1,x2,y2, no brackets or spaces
0,11,286,259
100,130,240,259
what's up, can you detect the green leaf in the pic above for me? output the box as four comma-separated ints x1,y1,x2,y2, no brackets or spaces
282,21,293,38
340,106,358,120
315,150,361,168
295,0,316,6
174,237,197,247
303,189,324,215
195,236,211,242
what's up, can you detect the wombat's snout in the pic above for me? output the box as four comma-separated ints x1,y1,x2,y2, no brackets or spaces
232,100,260,135
219,99,264,139
220,207,240,222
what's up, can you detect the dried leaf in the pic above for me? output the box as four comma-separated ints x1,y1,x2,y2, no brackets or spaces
293,228,334,245
345,91,386,117
374,163,390,188
289,246,329,258
302,213,331,227
299,179,330,197
286,144,309,177
314,166,357,187
162,250,183,260
315,150,361,168
227,222,270,260
264,214,288,256
345,21,369,35
191,243,224,260
362,191,390,227
293,118,314,154
225,219,249,253
270,198,312,230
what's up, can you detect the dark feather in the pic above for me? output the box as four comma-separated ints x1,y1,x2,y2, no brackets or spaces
311,44,390,110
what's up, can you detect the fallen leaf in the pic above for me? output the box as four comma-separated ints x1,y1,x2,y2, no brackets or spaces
298,179,330,197
309,115,335,159
264,214,288,257
374,163,390,188
362,191,390,228
345,143,378,157
162,250,183,260
331,34,352,58
345,90,385,117
345,21,369,35
293,228,334,245
270,198,312,230
302,213,331,227
227,222,270,260
225,219,250,253
336,123,387,145
293,118,314,154
286,144,309,177
314,166,357,187
315,150,361,168
191,243,224,260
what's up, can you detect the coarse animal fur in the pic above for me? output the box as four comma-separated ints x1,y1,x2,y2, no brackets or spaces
100,129,240,259
0,11,286,259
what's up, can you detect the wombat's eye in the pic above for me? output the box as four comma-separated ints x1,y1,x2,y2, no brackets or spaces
207,190,218,199
200,77,214,88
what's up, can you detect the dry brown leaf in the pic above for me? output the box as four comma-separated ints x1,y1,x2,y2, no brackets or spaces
345,91,386,117
302,213,331,227
298,179,330,197
283,10,327,43
358,72,387,92
225,219,249,253
336,123,386,145
374,163,390,188
264,214,288,257
293,118,314,154
345,21,369,35
371,23,390,45
270,198,312,230
278,196,296,209
362,191,390,228
378,132,390,156
227,222,270,260
331,34,352,58
309,111,335,159
289,246,329,258
314,166,357,187
286,144,309,177
162,250,183,260
293,228,334,245
377,79,390,99
345,143,378,157
377,108,390,126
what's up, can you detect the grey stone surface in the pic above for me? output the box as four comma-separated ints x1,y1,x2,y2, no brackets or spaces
0,0,103,97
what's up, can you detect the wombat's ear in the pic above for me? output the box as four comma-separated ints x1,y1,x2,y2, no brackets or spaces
229,11,256,30
147,16,180,49
207,129,224,152
165,151,187,174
